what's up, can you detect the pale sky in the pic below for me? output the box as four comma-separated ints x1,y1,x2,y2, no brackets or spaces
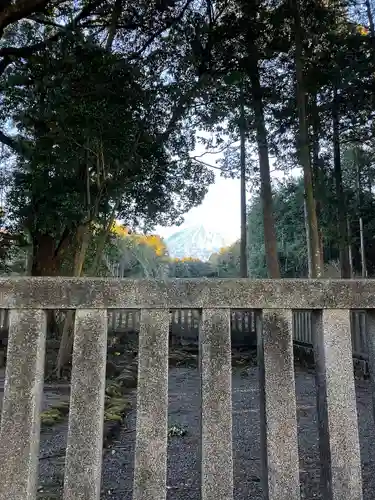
156,134,300,244
156,173,242,243
156,137,242,243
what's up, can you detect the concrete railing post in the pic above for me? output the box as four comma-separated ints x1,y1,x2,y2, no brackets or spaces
258,309,300,500
63,309,108,500
366,310,375,426
133,309,170,500
200,308,233,500
312,309,362,500
0,309,46,500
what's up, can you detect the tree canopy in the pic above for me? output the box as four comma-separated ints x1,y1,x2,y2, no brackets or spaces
1,0,375,283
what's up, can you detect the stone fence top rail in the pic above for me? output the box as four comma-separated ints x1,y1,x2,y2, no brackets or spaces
0,277,373,309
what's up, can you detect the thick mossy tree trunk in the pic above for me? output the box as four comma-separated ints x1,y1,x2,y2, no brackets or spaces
304,200,313,277
55,210,117,377
55,223,91,378
31,232,70,276
250,57,281,279
31,230,74,340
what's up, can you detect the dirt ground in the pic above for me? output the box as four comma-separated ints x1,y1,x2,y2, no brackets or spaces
1,365,375,499
100,365,375,500
0,368,71,417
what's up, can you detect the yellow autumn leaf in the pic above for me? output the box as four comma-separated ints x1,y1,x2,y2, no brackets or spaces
110,222,129,238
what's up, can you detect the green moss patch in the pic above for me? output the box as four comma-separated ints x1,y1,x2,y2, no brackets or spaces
103,366,136,425
104,396,131,423
41,390,132,428
105,381,123,398
40,401,70,427
40,361,137,431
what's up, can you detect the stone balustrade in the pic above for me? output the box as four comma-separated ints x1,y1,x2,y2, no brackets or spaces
0,277,373,500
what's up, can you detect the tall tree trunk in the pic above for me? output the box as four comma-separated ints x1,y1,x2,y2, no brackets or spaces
292,0,322,278
332,85,351,278
347,216,353,276
31,228,73,277
31,234,63,276
56,223,91,378
366,0,375,37
304,200,313,277
23,229,33,276
249,58,280,278
359,217,367,277
105,0,123,51
355,148,367,277
30,229,74,352
88,204,119,276
310,93,325,271
239,81,248,278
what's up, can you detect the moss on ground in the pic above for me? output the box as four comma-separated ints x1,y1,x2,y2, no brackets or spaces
105,381,123,398
40,402,70,427
41,390,132,427
104,395,132,423
40,362,137,428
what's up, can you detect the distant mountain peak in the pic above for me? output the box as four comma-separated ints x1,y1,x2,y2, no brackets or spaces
166,225,232,261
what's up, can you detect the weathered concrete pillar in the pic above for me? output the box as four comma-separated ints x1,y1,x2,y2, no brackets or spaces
258,309,300,500
366,310,375,426
63,309,108,500
313,309,362,500
200,308,233,500
0,309,46,500
133,309,170,500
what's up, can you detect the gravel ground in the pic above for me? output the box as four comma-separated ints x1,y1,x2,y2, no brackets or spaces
0,369,70,416
100,365,375,500
2,365,375,499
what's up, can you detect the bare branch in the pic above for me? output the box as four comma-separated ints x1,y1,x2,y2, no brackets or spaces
105,0,122,51
192,141,237,158
190,156,224,171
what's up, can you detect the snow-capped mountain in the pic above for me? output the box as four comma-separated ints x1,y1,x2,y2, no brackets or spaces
166,225,232,261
